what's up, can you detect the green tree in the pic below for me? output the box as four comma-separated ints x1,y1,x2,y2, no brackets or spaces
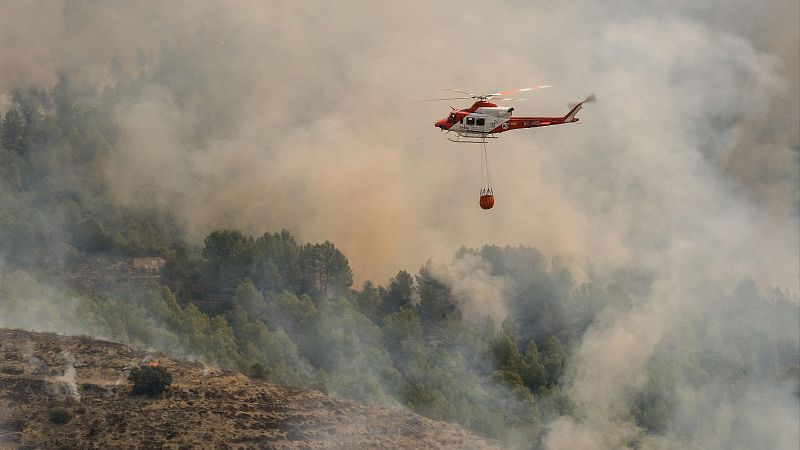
541,336,567,386
298,241,353,299
252,230,301,293
416,264,454,335
356,280,381,323
201,230,255,297
233,279,265,319
381,270,414,317
519,340,548,393
382,307,424,373
490,369,525,389
2,108,28,154
308,298,403,404
492,332,520,372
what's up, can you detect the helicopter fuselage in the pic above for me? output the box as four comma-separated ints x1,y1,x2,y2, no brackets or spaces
434,100,581,140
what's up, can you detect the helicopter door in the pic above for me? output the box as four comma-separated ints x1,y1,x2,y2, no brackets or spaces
465,116,475,131
464,116,485,132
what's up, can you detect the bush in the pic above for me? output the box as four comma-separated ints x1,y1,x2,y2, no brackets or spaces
128,365,172,397
49,407,72,424
250,362,269,380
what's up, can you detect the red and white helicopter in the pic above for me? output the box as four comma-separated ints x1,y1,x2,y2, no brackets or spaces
427,86,594,209
432,86,594,143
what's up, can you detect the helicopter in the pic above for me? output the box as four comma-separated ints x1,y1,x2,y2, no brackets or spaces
431,86,594,143
427,86,595,209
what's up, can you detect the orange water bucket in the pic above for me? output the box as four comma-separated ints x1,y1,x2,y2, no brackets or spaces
479,194,494,210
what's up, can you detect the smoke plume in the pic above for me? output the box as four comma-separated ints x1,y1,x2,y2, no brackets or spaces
1,1,796,285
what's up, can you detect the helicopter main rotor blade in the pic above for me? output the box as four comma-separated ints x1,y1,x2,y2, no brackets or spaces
420,84,551,103
488,84,551,97
417,96,474,102
441,88,477,96
419,96,529,103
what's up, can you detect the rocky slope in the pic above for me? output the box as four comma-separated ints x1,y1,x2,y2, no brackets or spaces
0,329,499,449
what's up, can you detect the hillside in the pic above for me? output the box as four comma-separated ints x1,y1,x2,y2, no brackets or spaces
0,329,499,449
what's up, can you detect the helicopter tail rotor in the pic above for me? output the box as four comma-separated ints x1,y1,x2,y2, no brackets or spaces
564,94,596,122
568,93,596,109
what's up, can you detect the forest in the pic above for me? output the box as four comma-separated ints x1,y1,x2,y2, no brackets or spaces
0,32,797,447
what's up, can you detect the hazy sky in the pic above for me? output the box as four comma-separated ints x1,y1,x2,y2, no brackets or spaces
2,1,797,289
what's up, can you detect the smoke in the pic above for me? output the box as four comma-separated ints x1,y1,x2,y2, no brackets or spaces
1,1,796,285
0,1,797,448
0,271,92,337
543,277,799,449
429,254,510,324
51,352,81,402
0,271,214,368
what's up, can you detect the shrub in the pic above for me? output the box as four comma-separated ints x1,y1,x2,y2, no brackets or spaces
128,365,172,397
49,407,72,424
250,362,269,380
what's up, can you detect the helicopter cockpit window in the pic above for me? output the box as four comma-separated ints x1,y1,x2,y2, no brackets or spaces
448,114,456,124
466,117,475,126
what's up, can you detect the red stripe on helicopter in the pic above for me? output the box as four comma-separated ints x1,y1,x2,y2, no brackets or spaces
488,116,569,134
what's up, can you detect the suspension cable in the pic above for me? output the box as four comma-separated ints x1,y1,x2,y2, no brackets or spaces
480,140,485,195
481,137,492,194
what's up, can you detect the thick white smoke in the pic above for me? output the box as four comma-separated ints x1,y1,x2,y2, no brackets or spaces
429,254,510,324
1,1,795,285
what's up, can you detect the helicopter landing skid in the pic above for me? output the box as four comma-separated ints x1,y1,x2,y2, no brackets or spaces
447,133,497,144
